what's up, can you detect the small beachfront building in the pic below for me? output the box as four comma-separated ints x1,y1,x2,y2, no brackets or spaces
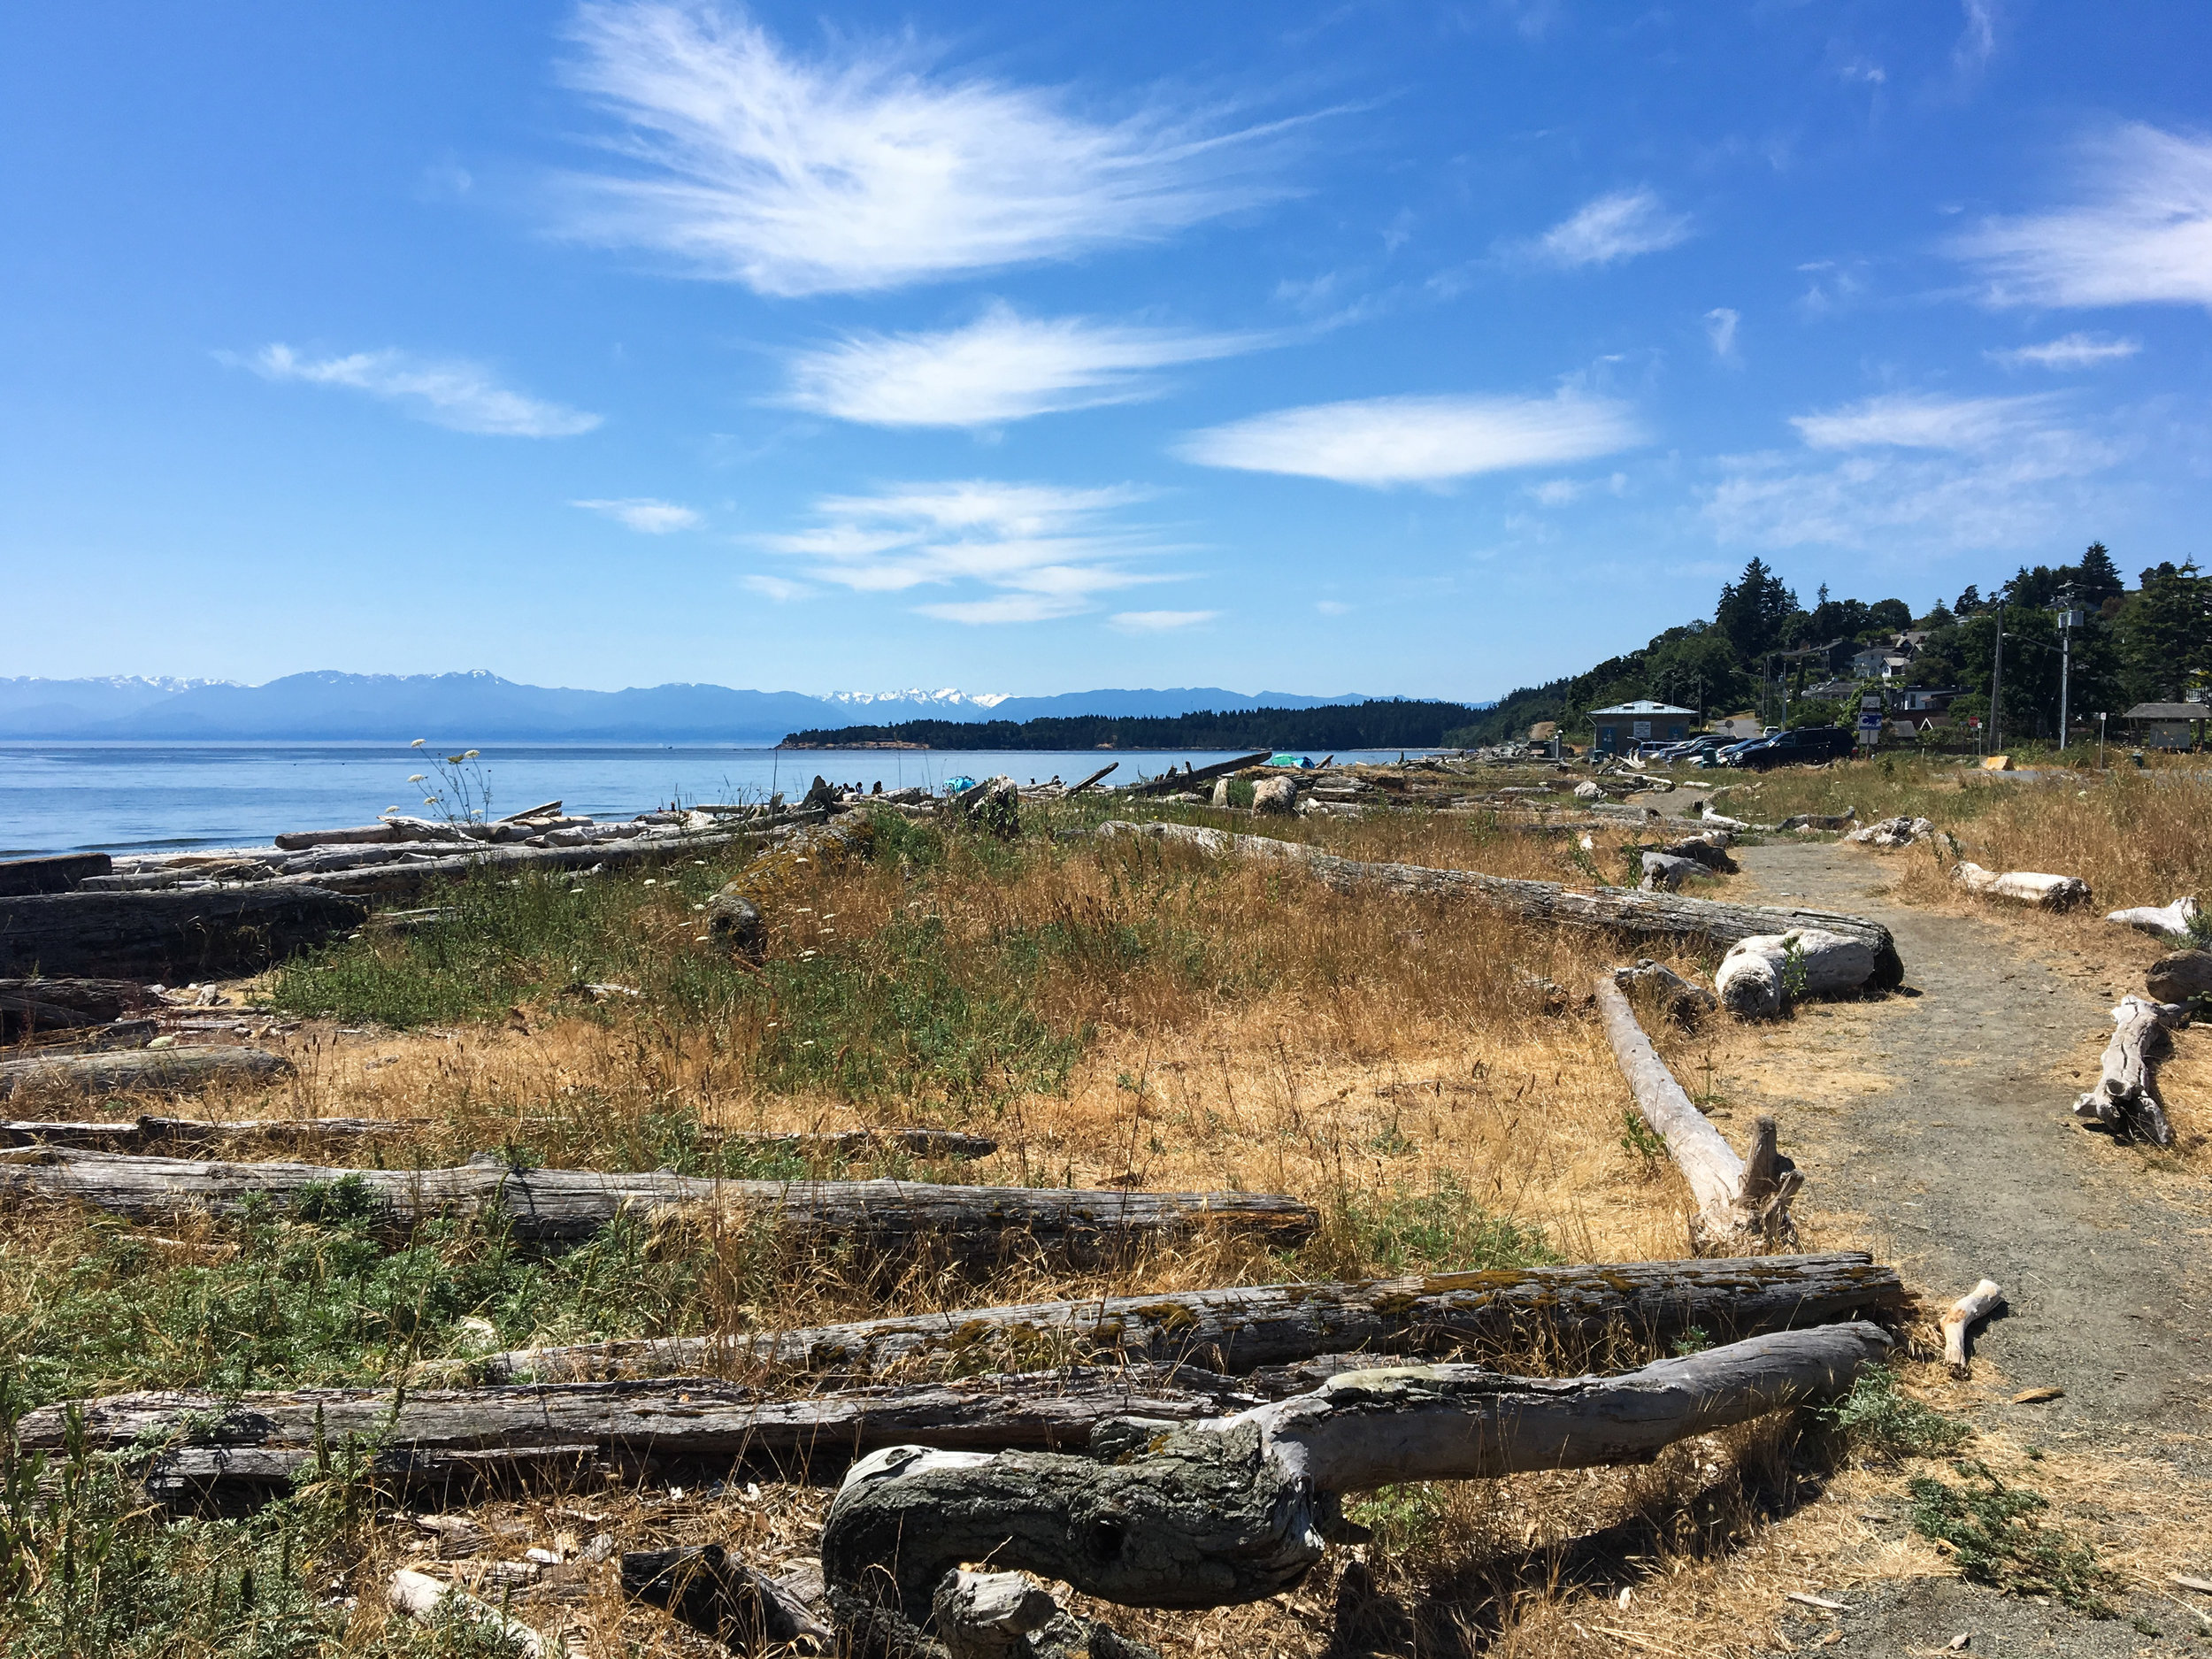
1590,700,1696,754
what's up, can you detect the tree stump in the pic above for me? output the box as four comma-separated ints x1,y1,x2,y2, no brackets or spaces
2071,996,2188,1146
1714,930,1879,1018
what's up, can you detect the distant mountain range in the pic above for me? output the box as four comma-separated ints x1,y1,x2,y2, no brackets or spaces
0,672,1392,744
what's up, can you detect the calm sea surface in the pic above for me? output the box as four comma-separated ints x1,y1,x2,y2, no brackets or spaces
0,743,1425,856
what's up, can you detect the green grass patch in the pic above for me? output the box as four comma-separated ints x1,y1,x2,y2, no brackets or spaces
1909,1459,2115,1614
4,1177,750,1405
1325,1173,1558,1276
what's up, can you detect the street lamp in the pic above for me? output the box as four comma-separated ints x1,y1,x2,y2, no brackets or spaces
2054,588,2085,752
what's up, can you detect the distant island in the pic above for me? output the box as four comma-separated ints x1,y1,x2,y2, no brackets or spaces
780,699,1486,751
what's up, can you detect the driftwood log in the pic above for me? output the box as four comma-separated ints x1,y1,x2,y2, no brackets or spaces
2071,996,2189,1146
0,1114,418,1150
475,1251,1901,1383
0,853,113,897
1953,862,2092,910
1127,753,1271,797
710,1128,996,1160
0,1147,1315,1258
1939,1279,2004,1379
1639,851,1705,892
1714,928,1881,1018
1611,960,1718,1025
821,1324,1891,1647
624,1545,833,1652
1845,817,1936,849
0,886,368,979
2106,896,2201,940
0,977,159,1024
1096,821,1903,986
1778,811,1857,833
2147,949,2212,1005
1595,973,1799,1249
0,1045,293,1101
27,1367,1283,1507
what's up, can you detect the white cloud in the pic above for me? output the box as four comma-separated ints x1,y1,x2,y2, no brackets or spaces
1707,392,2114,551
1790,392,2053,451
1527,188,1692,268
756,480,1168,623
572,496,702,532
781,303,1262,427
1704,306,1740,359
240,345,600,437
1177,389,1641,487
1985,333,2142,369
1955,124,2212,310
1954,0,1997,77
556,2,1294,296
1110,609,1217,632
1314,599,1350,616
741,573,812,601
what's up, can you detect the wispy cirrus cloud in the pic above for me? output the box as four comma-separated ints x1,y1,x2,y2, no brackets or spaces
755,480,1171,623
1703,307,1740,360
1955,124,2212,310
781,303,1263,427
1707,391,2115,551
1177,389,1642,487
556,2,1296,296
236,345,600,436
572,496,701,532
1110,609,1217,632
1985,333,2141,369
1525,188,1692,268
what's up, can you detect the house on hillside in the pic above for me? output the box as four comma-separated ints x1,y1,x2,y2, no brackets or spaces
1589,700,1695,754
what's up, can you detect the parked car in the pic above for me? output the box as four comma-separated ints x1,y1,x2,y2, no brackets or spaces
1722,726,1855,770
1649,736,1724,765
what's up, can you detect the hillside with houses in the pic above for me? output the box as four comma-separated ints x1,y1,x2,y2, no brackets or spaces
1454,546,2211,752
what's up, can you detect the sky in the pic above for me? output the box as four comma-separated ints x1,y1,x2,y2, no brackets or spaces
3,1,2209,701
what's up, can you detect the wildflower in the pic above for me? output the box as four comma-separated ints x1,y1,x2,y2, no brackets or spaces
411,738,426,748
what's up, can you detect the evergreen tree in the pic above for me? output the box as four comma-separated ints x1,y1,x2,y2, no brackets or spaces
1714,557,1801,661
2074,541,2125,605
2117,560,2212,703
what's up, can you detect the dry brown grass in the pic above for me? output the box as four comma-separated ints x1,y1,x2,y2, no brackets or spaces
4,795,2200,1656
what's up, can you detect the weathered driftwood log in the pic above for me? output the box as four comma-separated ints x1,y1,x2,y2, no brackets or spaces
0,1114,419,1150
1096,821,1904,987
20,1367,1279,1505
1952,862,2091,910
389,1568,559,1659
712,1128,997,1160
820,1324,1891,1644
1653,833,1737,872
951,777,1022,836
1065,763,1118,796
1844,816,1937,849
2106,896,2201,940
0,1147,1315,1257
1611,960,1718,1025
0,852,113,897
1714,929,1881,1018
273,824,404,851
477,1251,1899,1383
1939,1279,2004,1379
1250,778,1297,816
0,977,158,1024
1128,753,1271,797
282,825,767,900
1640,851,1704,892
2071,996,2189,1146
0,886,368,979
625,1544,833,1652
2147,949,2212,1005
0,1045,293,1102
1595,973,1799,1250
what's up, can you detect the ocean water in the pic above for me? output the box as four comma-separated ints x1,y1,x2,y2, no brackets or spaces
0,742,1423,856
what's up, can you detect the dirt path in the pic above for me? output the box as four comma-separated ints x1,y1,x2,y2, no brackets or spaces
1719,836,2210,1455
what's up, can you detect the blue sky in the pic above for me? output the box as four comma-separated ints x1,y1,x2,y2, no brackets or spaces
4,2,2208,700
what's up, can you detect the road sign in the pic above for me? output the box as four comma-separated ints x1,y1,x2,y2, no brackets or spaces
1857,713,1884,730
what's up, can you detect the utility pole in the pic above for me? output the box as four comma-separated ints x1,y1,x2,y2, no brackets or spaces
2055,588,2082,751
1990,609,2005,752
2097,711,2108,770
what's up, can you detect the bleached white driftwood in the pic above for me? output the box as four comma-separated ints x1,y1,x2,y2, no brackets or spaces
2071,996,2189,1146
1594,973,1800,1249
1713,929,1880,1019
389,1568,557,1658
1640,852,1704,892
1845,817,1936,849
819,1324,1889,1646
1953,862,2092,910
1778,810,1857,833
1939,1279,2004,1379
0,1045,294,1102
1251,777,1297,815
2106,896,2201,940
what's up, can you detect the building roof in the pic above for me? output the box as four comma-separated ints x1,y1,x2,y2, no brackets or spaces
1590,701,1696,716
2124,703,2209,721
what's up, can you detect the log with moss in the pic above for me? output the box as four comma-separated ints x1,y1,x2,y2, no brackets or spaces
0,1146,1316,1257
0,1045,293,1102
476,1250,1903,1382
1095,820,1902,986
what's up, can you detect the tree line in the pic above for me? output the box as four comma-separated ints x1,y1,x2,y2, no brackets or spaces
781,699,1487,752
1450,547,2210,747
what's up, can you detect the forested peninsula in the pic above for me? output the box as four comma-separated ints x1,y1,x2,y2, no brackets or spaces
780,698,1485,751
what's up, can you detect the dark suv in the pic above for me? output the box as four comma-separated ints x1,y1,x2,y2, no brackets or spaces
1724,726,1855,770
